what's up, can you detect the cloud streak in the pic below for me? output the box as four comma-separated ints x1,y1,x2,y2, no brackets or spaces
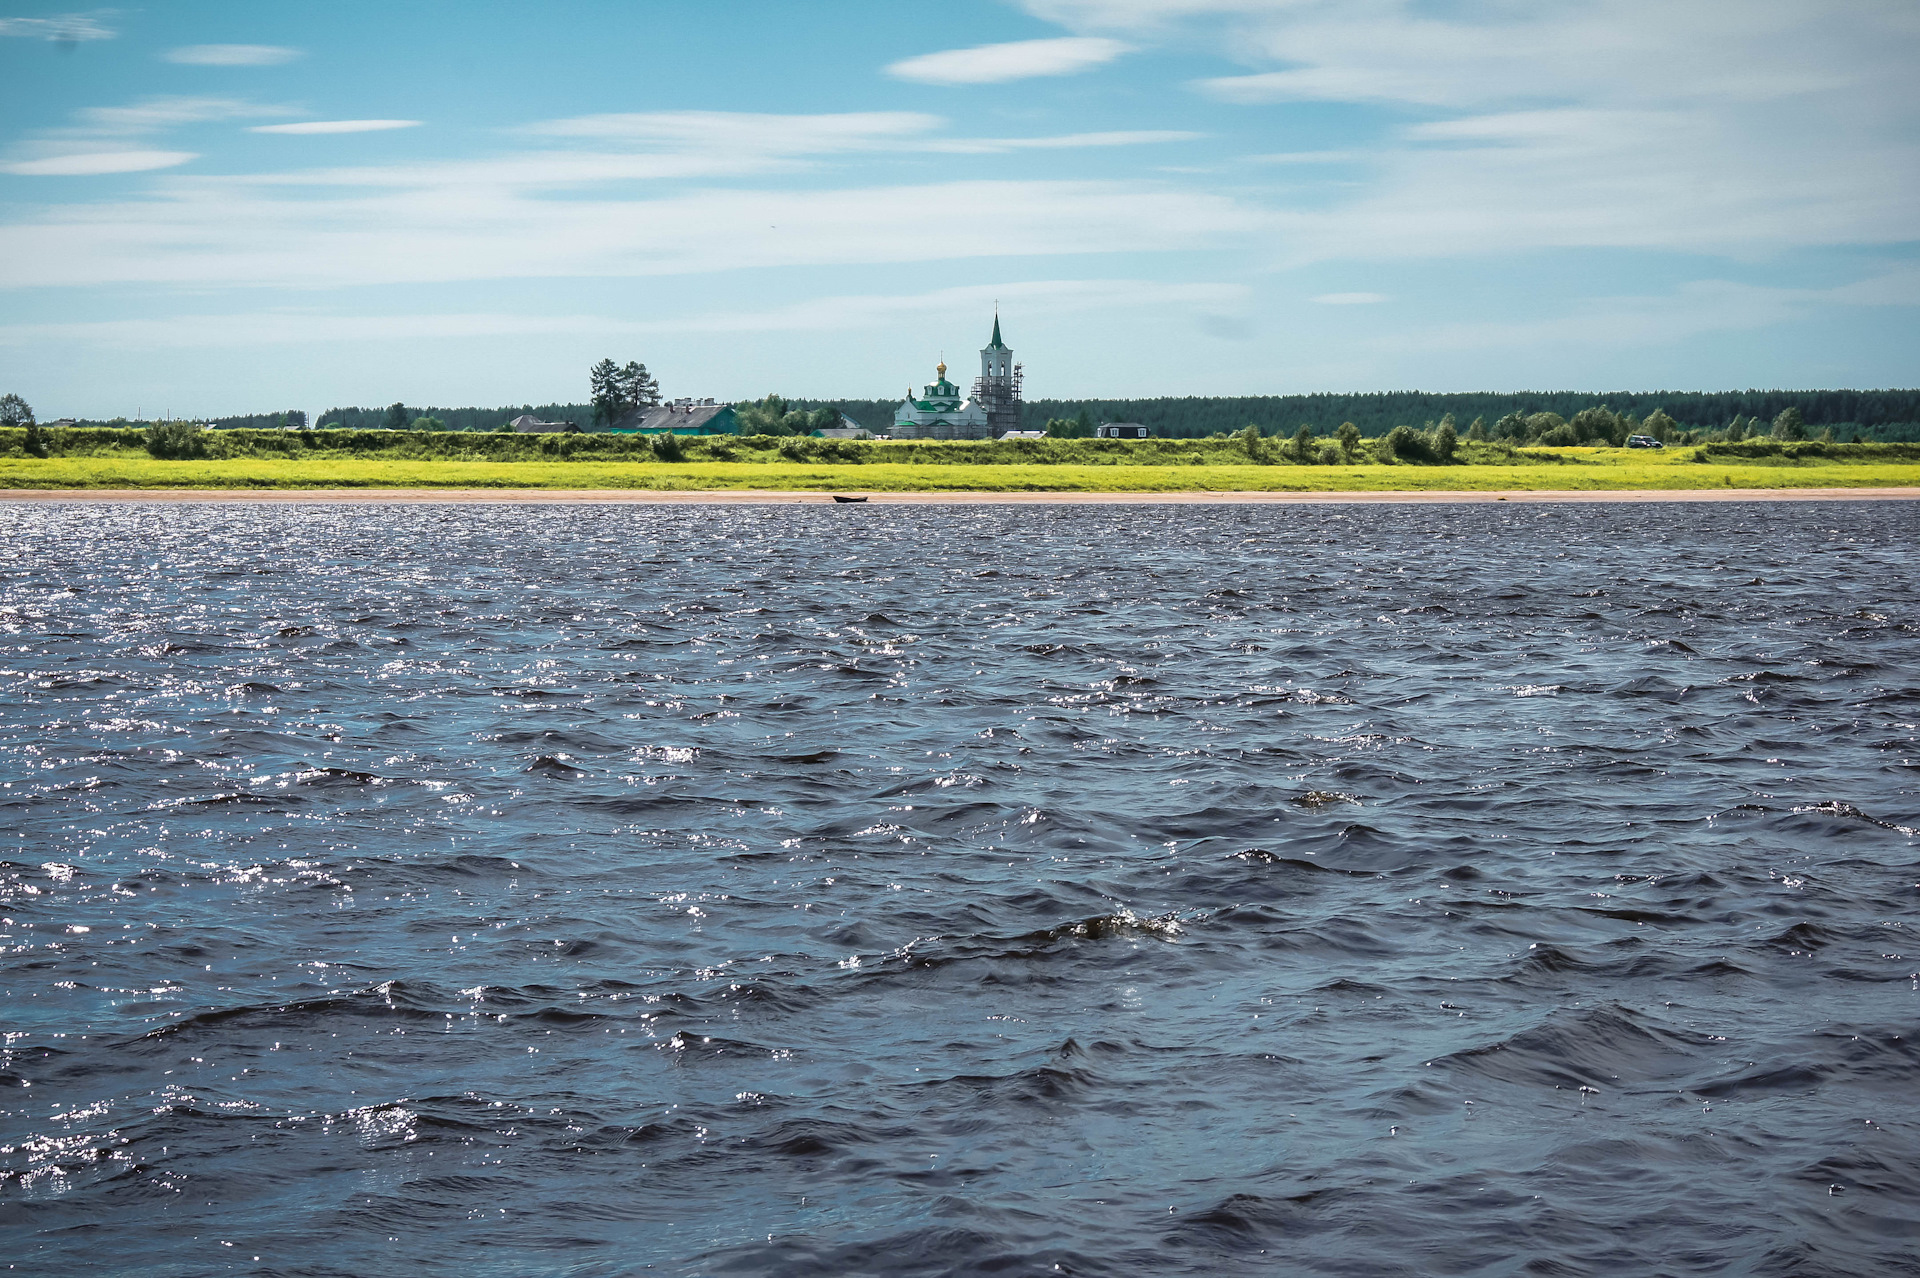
888,36,1129,85
0,279,1251,349
165,44,301,66
3,150,196,176
250,120,421,135
0,172,1264,288
0,13,113,42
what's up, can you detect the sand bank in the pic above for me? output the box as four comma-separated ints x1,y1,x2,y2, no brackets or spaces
3,486,1918,505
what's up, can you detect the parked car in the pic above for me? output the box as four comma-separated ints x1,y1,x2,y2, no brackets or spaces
1626,434,1665,449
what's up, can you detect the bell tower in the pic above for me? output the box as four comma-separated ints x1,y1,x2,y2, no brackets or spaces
972,310,1024,438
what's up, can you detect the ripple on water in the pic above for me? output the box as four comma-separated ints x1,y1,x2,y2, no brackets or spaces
1,499,1918,1276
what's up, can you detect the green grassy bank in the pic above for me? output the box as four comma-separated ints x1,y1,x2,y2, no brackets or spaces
3,428,1918,493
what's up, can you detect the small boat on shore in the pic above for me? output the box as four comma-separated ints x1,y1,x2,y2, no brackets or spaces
832,495,869,503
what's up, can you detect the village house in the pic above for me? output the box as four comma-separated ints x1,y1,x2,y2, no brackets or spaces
609,398,739,435
511,414,576,433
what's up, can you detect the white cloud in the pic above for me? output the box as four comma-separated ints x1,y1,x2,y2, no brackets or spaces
4,95,292,181
3,150,196,176
525,110,940,151
73,96,282,134
165,44,301,67
0,173,1265,288
1018,0,1920,262
1311,292,1384,305
0,13,113,42
929,129,1200,154
250,120,422,135
887,36,1129,85
0,279,1251,349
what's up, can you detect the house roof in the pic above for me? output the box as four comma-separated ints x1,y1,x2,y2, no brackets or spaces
613,402,734,433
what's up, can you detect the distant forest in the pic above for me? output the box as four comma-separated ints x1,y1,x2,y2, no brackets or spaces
824,389,1920,442
291,403,596,432
187,388,1920,441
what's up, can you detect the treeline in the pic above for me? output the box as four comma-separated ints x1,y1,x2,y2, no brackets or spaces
312,403,596,432
786,390,1920,441
86,387,1920,442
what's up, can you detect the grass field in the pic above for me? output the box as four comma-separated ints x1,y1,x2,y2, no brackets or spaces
4,446,1919,494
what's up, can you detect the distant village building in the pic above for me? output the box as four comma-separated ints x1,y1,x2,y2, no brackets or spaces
814,415,873,439
999,430,1046,440
611,398,738,435
892,314,1024,440
512,414,576,434
1097,422,1150,439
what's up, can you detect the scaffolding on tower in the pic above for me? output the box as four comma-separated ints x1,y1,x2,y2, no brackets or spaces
973,361,1024,438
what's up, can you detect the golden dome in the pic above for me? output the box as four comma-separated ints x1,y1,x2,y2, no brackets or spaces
936,360,947,378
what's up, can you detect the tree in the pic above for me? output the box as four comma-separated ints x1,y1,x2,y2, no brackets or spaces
0,393,33,428
1642,408,1678,441
284,409,309,430
1771,406,1805,441
410,416,446,432
23,420,50,458
1434,419,1458,463
1336,421,1360,460
1465,416,1486,442
1292,424,1315,463
617,362,660,415
591,358,661,427
1726,416,1748,442
382,402,410,431
734,393,793,436
589,359,622,427
1235,424,1268,462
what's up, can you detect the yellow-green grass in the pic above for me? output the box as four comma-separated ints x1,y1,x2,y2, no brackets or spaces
4,449,1919,494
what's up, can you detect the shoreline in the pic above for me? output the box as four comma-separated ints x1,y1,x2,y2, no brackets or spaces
2,485,1918,505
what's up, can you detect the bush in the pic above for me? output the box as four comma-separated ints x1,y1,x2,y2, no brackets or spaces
1434,420,1458,463
654,433,688,462
144,420,208,459
23,421,50,458
1382,425,1436,463
1336,422,1361,461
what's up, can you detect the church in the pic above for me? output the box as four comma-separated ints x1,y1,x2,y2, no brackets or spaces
891,314,1024,440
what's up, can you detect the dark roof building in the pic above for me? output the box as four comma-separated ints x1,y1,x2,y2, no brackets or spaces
610,399,739,435
511,414,576,433
1097,422,1150,439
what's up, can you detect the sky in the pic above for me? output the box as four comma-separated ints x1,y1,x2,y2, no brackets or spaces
1,0,1916,420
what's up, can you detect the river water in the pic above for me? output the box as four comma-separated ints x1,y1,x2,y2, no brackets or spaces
1,499,1916,1276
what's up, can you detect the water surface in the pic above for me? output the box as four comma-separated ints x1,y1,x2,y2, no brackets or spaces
2,500,1916,1276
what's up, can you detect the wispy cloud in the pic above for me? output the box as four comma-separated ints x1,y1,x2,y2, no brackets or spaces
929,130,1199,154
0,175,1265,288
888,36,1129,85
164,44,302,66
1020,0,1920,262
73,96,282,133
0,279,1252,348
0,12,114,42
250,120,421,135
1311,292,1384,305
3,150,195,176
5,95,293,177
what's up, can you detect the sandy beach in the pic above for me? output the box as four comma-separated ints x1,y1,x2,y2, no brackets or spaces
2,486,1917,505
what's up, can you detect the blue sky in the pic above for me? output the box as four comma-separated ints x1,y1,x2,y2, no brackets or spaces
1,0,1916,419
